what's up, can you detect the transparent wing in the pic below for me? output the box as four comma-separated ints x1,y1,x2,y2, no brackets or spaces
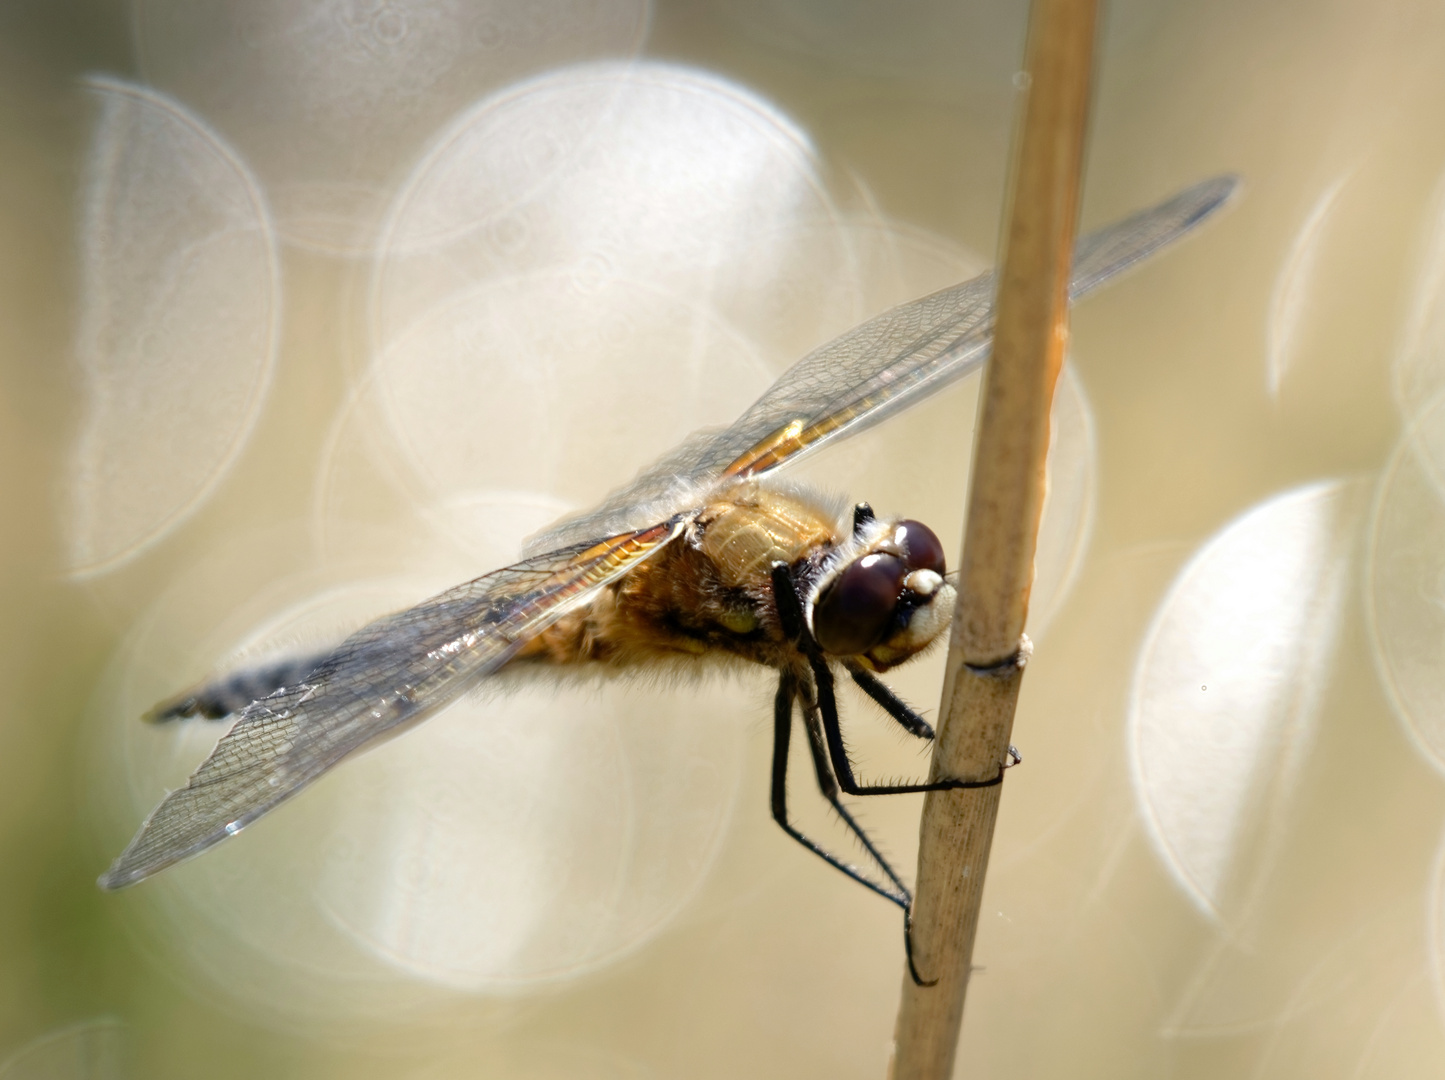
528,175,1238,554
101,518,686,889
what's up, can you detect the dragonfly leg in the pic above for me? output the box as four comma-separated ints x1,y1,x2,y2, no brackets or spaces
768,566,954,986
794,681,912,899
851,502,875,535
819,660,1016,796
787,672,938,987
847,666,935,740
770,670,908,909
768,561,1012,797
770,562,809,643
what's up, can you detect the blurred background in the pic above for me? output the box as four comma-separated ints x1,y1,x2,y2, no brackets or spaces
3,0,1445,1076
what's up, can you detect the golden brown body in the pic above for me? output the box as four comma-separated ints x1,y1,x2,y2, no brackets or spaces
513,485,838,670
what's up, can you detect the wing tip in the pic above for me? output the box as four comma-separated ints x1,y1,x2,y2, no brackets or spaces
96,844,158,890
96,824,236,892
96,801,249,892
95,866,137,891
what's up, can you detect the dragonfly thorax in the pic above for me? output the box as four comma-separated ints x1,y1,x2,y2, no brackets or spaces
696,484,838,588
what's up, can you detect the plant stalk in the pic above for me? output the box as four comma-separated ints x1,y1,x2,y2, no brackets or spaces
888,0,1099,1074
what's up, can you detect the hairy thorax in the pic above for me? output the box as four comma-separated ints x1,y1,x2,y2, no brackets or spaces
513,485,839,670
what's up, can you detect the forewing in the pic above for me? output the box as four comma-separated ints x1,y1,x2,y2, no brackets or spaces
528,175,1238,553
100,519,686,889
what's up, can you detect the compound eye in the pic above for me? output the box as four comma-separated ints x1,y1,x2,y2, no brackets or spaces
812,553,906,655
894,520,946,575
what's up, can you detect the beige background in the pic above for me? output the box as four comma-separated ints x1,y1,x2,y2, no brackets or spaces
2,0,1444,1077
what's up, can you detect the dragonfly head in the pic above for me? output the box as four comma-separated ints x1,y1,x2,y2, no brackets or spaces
806,515,955,672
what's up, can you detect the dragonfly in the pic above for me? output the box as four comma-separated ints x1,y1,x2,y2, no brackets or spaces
100,176,1237,976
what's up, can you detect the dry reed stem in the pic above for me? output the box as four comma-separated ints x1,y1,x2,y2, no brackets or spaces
888,0,1098,1075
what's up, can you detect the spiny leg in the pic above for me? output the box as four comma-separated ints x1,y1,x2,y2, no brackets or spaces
794,676,910,900
772,670,936,985
811,647,1011,797
769,561,1012,798
851,502,875,534
848,666,935,740
771,564,962,986
848,665,1023,778
768,671,907,908
770,562,809,643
